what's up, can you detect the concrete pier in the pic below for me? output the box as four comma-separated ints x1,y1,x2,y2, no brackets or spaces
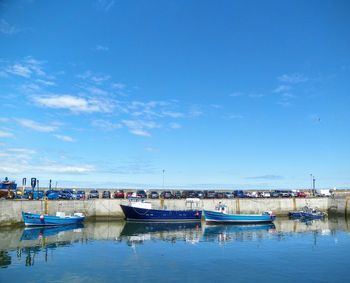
0,196,343,226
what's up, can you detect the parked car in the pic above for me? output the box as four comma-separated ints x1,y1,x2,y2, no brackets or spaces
114,190,125,199
161,191,173,199
148,191,159,199
270,190,282,198
181,190,196,198
46,189,60,200
89,190,99,199
77,190,86,199
205,190,216,199
296,191,307,198
173,191,182,199
215,192,224,198
233,190,247,198
224,192,234,199
102,191,111,199
136,190,147,198
195,191,204,199
281,190,293,197
126,191,135,198
262,192,271,198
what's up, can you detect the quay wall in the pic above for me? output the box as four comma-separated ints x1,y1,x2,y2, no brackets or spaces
0,197,336,226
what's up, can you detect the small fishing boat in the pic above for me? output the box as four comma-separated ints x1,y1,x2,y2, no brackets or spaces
289,206,327,220
203,203,275,224
120,198,202,222
22,211,85,226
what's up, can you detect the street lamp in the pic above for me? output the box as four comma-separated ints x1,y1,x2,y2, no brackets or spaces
162,169,165,190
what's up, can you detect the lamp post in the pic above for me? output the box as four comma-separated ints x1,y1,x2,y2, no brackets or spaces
162,169,165,190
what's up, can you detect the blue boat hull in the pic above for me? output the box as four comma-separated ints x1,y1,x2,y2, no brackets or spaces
22,212,85,226
203,210,275,224
120,204,202,222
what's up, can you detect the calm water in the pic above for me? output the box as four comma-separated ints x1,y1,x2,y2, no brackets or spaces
1,217,350,283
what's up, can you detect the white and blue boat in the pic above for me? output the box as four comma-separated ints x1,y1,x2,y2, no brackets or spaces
120,198,202,222
22,211,85,226
289,206,327,220
204,203,275,224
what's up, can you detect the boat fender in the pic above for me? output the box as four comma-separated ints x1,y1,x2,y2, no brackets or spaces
195,211,199,218
40,214,44,220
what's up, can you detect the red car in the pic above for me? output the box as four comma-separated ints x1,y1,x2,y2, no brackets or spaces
296,191,307,198
113,190,125,199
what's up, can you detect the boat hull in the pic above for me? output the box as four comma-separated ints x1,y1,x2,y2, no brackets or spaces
120,204,202,222
22,212,85,226
203,210,275,224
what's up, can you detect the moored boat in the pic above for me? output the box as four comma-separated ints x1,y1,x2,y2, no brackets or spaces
204,203,275,224
120,198,202,222
289,206,327,220
22,211,85,226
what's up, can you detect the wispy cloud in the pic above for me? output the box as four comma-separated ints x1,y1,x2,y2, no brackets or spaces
278,73,308,84
169,122,181,129
32,94,114,113
91,119,122,131
3,57,49,79
122,120,160,137
54,134,76,143
273,85,291,93
246,175,284,180
95,45,109,51
229,91,244,97
0,19,20,35
0,130,14,138
227,114,244,119
96,0,115,12
16,119,58,132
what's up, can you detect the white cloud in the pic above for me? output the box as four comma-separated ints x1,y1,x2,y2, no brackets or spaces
0,19,19,35
16,119,58,132
4,57,48,79
36,79,55,86
273,85,291,93
227,114,244,119
91,119,122,131
122,120,160,137
97,0,115,12
162,111,184,118
95,45,109,51
6,64,32,78
229,92,244,97
32,94,114,113
0,130,14,138
169,122,181,129
54,134,76,142
278,73,308,84
111,83,126,90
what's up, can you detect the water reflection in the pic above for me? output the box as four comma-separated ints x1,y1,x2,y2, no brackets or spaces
203,223,276,243
0,216,349,269
118,222,202,246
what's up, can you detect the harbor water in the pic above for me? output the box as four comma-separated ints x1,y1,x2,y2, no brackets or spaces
1,217,350,282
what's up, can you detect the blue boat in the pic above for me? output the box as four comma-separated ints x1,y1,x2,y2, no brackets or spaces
22,212,85,226
120,198,202,222
204,203,275,224
289,206,327,220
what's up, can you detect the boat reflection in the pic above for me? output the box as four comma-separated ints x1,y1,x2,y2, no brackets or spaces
21,224,84,241
203,223,276,243
118,222,202,245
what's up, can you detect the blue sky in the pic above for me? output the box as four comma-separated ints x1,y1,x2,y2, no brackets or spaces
0,0,349,189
